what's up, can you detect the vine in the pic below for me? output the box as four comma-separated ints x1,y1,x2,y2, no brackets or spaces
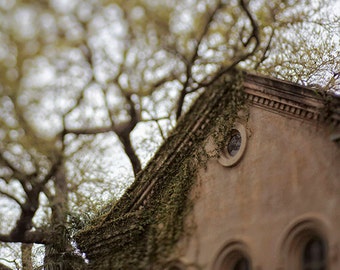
74,70,247,269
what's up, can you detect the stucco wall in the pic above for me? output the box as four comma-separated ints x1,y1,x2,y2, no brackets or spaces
176,105,340,270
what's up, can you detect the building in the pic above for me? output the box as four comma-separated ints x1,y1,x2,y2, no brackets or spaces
75,72,340,270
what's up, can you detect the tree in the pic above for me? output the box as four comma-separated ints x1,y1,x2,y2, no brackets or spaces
0,0,339,268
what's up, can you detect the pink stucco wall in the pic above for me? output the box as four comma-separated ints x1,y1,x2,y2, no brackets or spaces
175,104,340,270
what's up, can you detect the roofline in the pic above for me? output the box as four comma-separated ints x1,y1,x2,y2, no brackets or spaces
75,73,340,246
125,73,340,214
113,73,339,216
244,72,340,123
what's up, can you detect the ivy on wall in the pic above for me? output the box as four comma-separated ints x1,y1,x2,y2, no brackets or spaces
74,70,247,269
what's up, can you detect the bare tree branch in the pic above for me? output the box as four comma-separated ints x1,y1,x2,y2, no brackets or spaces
0,261,14,270
112,91,142,176
240,0,260,47
192,0,261,90
0,229,54,245
255,28,275,70
0,149,36,183
0,149,36,195
154,119,166,141
38,157,61,189
142,116,170,122
2,157,60,244
143,111,169,140
65,126,113,135
0,190,23,208
163,46,189,65
175,0,223,120
100,75,143,176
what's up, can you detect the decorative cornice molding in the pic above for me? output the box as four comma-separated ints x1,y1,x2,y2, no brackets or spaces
244,90,320,121
243,73,340,125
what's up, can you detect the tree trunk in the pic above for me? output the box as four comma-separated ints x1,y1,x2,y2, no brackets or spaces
42,161,86,269
43,162,70,269
21,243,33,270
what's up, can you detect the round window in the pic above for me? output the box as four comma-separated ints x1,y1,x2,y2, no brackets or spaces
227,130,242,157
218,123,247,167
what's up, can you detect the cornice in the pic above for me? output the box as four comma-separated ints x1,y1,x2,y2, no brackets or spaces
243,73,340,125
244,89,321,121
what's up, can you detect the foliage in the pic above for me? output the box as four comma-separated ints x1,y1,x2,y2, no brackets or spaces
75,72,246,269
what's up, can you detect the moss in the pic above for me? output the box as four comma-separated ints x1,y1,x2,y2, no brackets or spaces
74,70,247,269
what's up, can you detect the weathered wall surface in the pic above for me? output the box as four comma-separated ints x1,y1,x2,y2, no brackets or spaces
176,104,340,270
74,74,339,269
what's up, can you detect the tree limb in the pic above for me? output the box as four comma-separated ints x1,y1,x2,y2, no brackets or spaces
255,28,275,70
163,46,189,65
192,0,261,90
0,261,13,270
0,190,23,208
112,91,142,176
0,148,36,186
239,0,260,47
6,159,59,243
0,230,54,245
65,126,113,135
175,0,223,120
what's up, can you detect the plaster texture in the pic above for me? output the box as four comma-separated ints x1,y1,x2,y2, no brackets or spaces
176,104,340,270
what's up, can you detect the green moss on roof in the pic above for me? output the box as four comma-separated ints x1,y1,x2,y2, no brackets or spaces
74,71,247,269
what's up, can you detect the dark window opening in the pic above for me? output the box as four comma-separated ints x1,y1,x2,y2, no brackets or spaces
303,237,327,270
227,130,242,157
233,257,250,270
168,267,182,270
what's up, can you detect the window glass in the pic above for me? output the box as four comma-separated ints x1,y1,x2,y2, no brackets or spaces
227,130,242,157
303,237,326,270
233,257,250,270
168,267,182,270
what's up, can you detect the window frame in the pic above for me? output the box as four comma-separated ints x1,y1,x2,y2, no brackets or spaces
213,241,252,270
218,123,247,167
280,218,329,270
302,236,327,270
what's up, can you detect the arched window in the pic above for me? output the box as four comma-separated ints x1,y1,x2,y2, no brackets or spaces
234,257,250,270
164,260,186,270
213,241,252,270
280,218,329,270
302,237,327,270
168,267,182,270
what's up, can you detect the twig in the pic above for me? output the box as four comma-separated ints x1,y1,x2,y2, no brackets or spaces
255,28,275,70
191,0,261,90
175,0,223,119
0,190,23,208
65,126,113,135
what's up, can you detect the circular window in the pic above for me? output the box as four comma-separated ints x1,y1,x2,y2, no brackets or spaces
227,130,242,157
218,123,247,167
